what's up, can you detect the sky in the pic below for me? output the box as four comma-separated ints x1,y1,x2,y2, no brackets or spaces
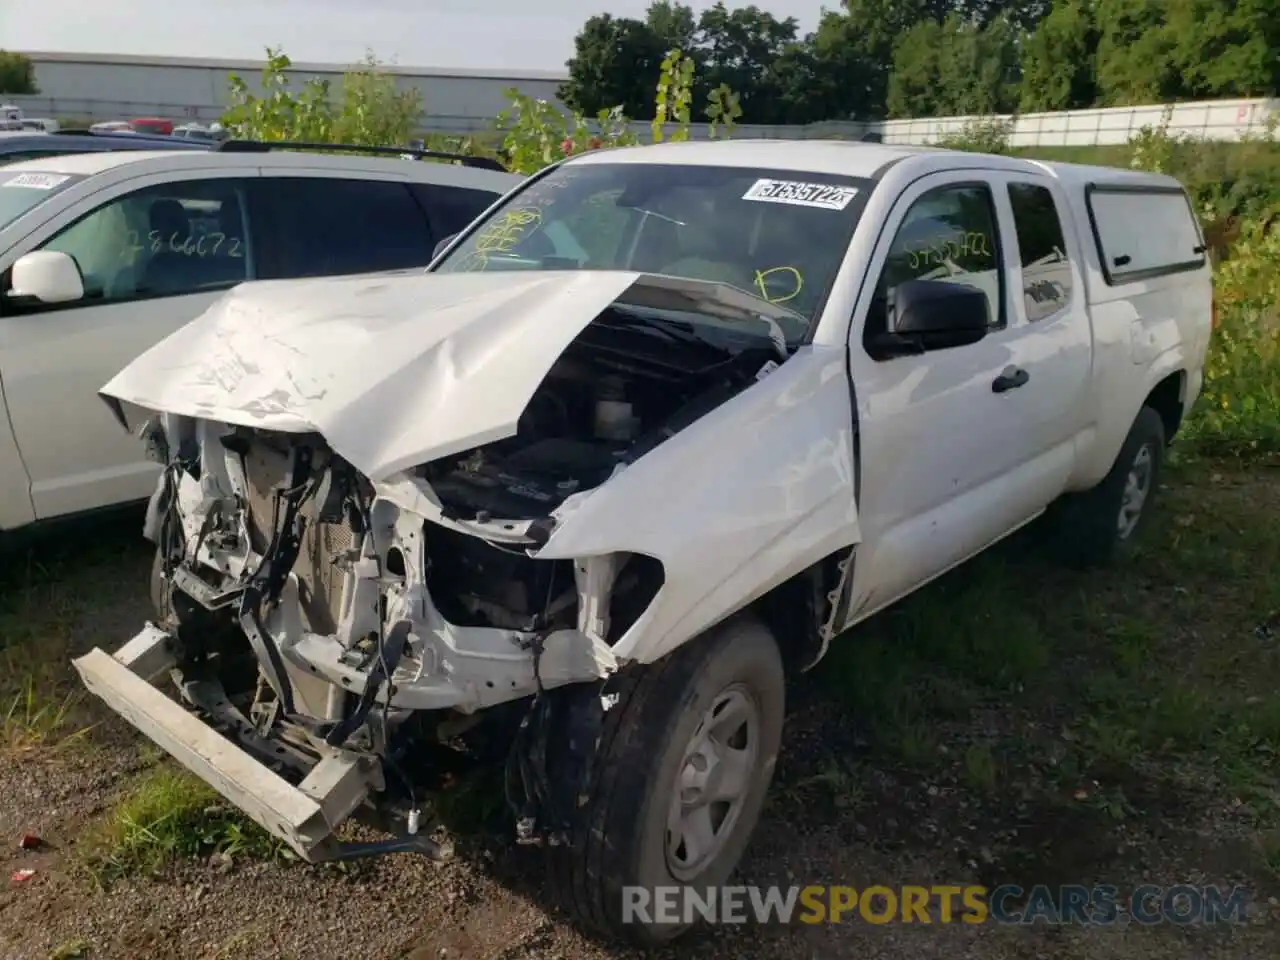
0,0,823,74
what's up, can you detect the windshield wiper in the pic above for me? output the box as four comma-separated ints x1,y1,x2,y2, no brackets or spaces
606,311,712,347
609,309,790,363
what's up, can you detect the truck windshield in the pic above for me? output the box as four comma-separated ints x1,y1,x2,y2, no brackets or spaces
432,161,874,338
0,169,83,229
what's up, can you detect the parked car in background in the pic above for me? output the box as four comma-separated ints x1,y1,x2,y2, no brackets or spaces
0,142,519,535
89,121,134,134
130,117,176,136
0,129,211,166
173,122,229,142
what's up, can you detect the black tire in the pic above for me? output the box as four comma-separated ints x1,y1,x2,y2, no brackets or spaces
549,613,785,944
1049,405,1165,569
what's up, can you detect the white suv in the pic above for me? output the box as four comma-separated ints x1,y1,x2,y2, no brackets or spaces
0,145,521,534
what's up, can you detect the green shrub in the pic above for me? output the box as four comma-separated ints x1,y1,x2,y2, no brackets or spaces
221,48,423,148
934,116,1016,154
1188,220,1280,459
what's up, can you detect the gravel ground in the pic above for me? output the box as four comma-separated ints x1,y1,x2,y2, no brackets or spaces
1,466,1277,959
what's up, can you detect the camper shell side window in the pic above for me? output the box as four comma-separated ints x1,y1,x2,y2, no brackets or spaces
1084,184,1206,286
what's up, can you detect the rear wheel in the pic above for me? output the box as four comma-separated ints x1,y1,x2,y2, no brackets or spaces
549,614,785,943
1049,405,1165,568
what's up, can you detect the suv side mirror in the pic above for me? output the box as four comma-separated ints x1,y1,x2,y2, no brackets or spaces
8,251,85,305
432,233,459,260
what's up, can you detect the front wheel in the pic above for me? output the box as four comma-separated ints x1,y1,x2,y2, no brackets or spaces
549,614,785,943
1049,405,1166,568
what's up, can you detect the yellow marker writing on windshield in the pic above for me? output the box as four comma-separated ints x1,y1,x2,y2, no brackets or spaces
754,266,803,304
462,207,544,271
474,207,542,255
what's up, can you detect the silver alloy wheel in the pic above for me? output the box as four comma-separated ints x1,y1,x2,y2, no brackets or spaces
1117,443,1154,539
665,684,760,881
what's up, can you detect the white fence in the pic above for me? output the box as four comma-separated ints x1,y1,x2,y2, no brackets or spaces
5,94,1277,146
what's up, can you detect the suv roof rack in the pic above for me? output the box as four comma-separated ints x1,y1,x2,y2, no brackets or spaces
213,138,506,171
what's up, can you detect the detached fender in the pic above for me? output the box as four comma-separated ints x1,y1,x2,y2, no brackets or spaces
535,345,860,665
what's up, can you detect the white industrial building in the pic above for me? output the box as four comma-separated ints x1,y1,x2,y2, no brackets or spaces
8,51,569,133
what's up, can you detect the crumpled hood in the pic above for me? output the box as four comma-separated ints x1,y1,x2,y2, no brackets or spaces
101,269,798,481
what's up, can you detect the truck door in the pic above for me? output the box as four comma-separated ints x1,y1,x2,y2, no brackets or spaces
844,170,1084,618
987,171,1093,497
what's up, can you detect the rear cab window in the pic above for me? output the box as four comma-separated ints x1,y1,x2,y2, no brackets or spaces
0,169,86,230
1007,182,1074,321
1085,186,1205,285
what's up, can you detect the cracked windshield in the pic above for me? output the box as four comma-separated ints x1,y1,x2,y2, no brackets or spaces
433,162,873,334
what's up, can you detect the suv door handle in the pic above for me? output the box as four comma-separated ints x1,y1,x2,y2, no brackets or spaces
992,366,1029,393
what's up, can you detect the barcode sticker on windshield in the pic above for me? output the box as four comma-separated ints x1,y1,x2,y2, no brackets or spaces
2,173,69,190
742,179,858,210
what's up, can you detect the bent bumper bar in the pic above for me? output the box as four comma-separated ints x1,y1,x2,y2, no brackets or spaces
72,626,370,863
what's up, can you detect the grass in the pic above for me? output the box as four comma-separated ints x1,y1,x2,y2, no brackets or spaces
48,938,92,960
2,681,92,754
810,458,1280,893
80,765,287,886
0,511,153,753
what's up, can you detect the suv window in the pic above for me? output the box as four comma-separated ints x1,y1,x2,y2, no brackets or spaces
38,178,251,302
409,183,500,241
1008,183,1072,322
255,178,434,279
865,184,1003,352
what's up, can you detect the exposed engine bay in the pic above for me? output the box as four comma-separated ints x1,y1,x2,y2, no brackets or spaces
81,301,784,862
424,304,782,522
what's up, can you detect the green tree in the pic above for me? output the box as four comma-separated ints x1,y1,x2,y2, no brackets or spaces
772,0,938,123
645,0,699,50
0,51,37,95
1092,0,1182,105
958,0,1051,31
1019,0,1099,111
696,2,799,123
558,13,670,117
561,1,803,124
1164,0,1280,98
888,13,1020,118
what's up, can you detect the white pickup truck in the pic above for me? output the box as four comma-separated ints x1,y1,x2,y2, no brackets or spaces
74,140,1212,943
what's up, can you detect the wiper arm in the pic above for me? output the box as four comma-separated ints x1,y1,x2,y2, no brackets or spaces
607,312,709,346
752,313,790,362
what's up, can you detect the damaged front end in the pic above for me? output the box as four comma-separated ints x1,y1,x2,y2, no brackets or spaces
77,416,642,861
74,272,800,863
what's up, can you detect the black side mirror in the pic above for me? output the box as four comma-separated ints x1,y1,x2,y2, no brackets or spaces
869,278,990,358
432,233,459,260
